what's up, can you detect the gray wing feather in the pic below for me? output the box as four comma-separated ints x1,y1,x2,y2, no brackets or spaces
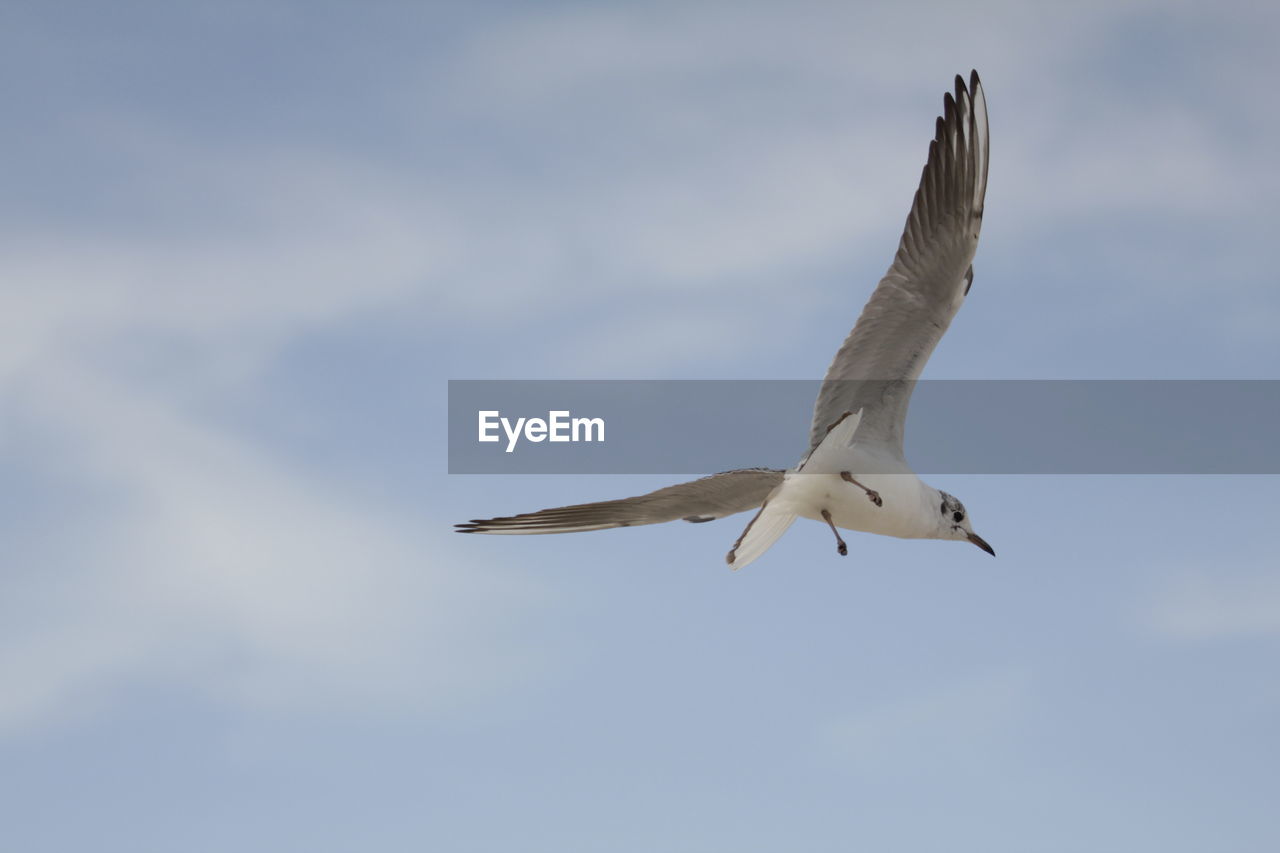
455,468,784,535
808,71,989,457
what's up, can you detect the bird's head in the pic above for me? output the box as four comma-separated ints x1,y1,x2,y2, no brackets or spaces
937,490,995,555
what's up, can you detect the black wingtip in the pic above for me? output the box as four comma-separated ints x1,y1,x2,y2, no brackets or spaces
952,71,984,103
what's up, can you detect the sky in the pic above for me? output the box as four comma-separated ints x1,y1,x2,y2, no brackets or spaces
2,1,1279,850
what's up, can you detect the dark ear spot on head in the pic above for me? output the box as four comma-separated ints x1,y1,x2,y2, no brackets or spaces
940,501,947,515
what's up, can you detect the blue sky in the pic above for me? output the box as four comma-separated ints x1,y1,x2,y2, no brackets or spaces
3,1,1279,850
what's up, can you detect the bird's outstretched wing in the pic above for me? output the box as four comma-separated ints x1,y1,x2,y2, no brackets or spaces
455,468,784,535
808,71,989,457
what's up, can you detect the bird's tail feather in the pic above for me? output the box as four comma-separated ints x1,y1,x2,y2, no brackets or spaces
725,495,796,570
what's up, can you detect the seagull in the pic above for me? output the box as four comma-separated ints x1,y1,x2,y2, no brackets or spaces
456,71,994,568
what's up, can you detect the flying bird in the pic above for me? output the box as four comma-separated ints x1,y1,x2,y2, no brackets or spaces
457,71,993,568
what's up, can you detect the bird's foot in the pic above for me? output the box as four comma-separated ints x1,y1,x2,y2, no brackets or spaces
840,472,883,507
821,509,848,557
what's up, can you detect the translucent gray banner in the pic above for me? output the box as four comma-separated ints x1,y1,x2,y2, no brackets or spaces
447,380,1280,474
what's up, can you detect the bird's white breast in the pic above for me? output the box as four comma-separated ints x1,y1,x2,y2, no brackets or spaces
780,471,933,539
778,438,936,539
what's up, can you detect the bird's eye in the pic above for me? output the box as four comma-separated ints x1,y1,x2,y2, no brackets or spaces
953,511,964,523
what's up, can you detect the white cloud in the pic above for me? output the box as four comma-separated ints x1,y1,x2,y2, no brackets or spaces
414,0,1280,343
0,130,542,735
0,140,455,385
0,363,546,733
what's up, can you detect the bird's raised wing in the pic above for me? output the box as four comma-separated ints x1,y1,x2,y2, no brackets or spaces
808,71,989,458
455,468,784,535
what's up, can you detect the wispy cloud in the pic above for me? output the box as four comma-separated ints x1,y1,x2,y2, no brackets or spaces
0,361,545,733
1145,572,1280,641
0,128,539,734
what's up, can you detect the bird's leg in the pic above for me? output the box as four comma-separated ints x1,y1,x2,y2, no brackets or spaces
821,509,848,556
841,471,883,506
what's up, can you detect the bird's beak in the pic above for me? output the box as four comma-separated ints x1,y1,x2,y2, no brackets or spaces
966,531,996,556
